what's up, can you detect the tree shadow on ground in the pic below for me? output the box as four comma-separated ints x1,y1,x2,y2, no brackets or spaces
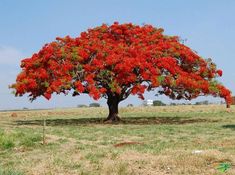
222,125,235,130
13,117,218,126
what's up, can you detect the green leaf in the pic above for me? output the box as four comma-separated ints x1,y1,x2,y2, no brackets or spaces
61,47,66,58
43,81,49,88
157,76,165,84
209,80,219,93
72,52,78,60
77,64,83,71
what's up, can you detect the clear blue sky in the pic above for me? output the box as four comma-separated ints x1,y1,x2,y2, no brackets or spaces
0,0,234,109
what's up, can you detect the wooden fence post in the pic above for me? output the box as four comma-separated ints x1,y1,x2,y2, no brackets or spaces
43,118,46,145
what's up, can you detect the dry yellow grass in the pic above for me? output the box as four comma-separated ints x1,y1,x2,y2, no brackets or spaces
0,105,235,174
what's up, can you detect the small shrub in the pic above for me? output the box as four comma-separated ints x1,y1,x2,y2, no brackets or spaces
77,104,88,108
195,100,209,105
153,100,166,106
217,162,231,173
89,103,100,107
170,103,177,106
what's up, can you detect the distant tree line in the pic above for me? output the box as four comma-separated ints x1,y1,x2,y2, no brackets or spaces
77,102,101,108
77,99,230,108
148,100,226,106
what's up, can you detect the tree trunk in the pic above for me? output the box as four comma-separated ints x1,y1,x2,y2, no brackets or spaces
105,95,121,122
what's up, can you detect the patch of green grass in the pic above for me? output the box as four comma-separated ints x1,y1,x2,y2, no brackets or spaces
0,138,15,150
0,134,15,150
19,134,41,147
85,151,106,164
0,128,43,151
0,167,24,175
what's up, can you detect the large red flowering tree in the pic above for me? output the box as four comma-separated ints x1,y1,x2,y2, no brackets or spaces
11,22,232,121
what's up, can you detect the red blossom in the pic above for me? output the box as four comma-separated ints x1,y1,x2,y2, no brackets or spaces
44,92,51,100
216,69,223,77
75,81,85,93
10,22,232,105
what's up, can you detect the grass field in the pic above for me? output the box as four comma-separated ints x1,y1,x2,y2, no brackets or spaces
0,105,235,175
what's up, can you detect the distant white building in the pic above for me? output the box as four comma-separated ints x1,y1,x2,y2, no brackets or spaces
143,99,153,106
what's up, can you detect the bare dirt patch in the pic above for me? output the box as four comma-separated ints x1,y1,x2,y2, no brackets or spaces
114,141,143,147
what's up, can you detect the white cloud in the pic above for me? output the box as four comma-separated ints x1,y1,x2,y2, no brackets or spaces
0,46,23,65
